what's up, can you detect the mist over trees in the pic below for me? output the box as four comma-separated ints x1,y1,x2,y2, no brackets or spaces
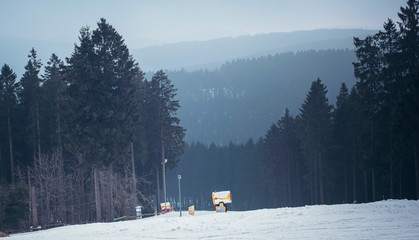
165,49,357,145
167,0,419,210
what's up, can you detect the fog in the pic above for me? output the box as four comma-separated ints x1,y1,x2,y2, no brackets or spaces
0,0,405,77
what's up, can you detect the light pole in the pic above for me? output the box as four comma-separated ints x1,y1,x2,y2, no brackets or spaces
162,159,168,212
178,175,182,217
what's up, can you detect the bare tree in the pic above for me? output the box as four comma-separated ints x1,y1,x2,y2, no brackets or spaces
30,149,65,226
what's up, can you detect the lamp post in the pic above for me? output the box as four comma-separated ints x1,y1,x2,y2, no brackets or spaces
162,159,168,212
178,175,182,217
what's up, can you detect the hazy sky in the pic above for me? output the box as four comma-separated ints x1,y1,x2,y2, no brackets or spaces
0,0,406,49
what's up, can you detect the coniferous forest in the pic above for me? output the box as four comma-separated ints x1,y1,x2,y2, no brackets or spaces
1,0,419,234
0,19,185,232
168,0,419,209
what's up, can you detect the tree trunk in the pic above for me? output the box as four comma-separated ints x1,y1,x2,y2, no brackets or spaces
156,167,160,213
363,171,368,203
414,144,419,200
94,168,102,222
309,152,314,204
58,149,65,223
46,191,51,224
36,102,41,160
372,168,376,201
352,148,356,201
399,175,402,199
107,166,114,222
319,152,324,204
0,146,2,182
130,142,137,205
28,168,38,227
287,152,291,206
390,152,394,199
314,150,318,204
344,156,348,203
31,186,38,227
56,95,62,150
7,105,15,187
296,157,301,206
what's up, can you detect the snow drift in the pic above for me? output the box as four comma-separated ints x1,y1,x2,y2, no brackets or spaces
9,199,419,240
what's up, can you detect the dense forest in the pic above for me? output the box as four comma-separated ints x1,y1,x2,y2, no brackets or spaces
166,0,419,210
0,19,185,232
164,49,356,145
0,0,418,235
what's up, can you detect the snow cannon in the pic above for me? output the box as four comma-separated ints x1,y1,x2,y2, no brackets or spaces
160,202,173,214
212,191,232,212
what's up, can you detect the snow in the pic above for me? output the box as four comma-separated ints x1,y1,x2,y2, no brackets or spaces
9,200,419,240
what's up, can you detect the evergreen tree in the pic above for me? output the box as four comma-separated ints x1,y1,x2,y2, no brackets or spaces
0,64,19,185
18,48,43,165
262,123,281,207
377,19,402,199
346,87,362,201
333,83,351,202
65,19,144,221
139,70,185,210
277,108,303,206
397,0,419,199
353,34,384,202
66,19,142,168
299,78,333,204
42,54,66,153
64,26,98,163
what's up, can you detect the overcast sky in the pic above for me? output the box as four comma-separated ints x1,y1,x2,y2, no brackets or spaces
0,0,407,49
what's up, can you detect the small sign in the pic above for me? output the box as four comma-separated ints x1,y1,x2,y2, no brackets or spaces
188,205,195,216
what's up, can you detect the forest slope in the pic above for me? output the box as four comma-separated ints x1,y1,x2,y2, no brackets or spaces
165,49,356,144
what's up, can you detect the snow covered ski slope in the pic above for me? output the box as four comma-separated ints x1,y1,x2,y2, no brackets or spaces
9,199,419,240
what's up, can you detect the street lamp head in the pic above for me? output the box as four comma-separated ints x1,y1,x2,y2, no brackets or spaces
178,175,182,180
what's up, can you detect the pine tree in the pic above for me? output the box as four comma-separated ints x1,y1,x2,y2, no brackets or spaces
333,83,351,202
42,54,66,153
65,19,144,221
353,34,383,202
277,108,302,206
66,19,142,167
263,123,280,207
377,19,401,198
397,0,419,199
18,48,43,165
299,78,333,204
0,64,19,186
139,70,185,211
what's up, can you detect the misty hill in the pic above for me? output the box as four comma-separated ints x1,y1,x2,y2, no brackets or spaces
0,29,374,78
134,29,376,71
163,49,357,145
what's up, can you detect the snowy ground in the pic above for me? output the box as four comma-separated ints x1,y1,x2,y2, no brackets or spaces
9,200,419,240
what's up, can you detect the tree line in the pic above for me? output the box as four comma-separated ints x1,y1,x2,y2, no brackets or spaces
166,48,356,145
0,19,185,232
167,0,419,210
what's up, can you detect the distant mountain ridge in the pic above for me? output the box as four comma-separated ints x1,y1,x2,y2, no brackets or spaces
133,28,377,71
0,29,376,78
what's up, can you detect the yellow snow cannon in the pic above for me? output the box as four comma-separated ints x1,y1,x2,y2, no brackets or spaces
212,191,232,212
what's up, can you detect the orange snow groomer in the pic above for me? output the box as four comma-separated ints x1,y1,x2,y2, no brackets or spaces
212,191,232,212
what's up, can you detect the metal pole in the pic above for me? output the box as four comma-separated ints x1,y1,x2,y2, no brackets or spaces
178,175,182,217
